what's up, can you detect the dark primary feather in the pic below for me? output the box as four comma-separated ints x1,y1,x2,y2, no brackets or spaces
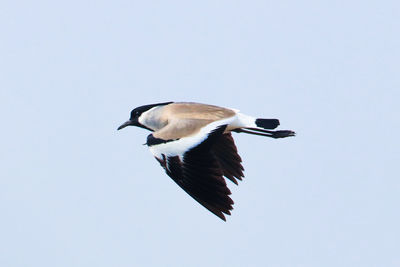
155,125,243,221
212,133,244,185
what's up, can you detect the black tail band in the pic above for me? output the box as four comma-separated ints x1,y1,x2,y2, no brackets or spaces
255,119,280,129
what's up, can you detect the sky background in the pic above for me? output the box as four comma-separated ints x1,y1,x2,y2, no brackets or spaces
1,1,399,266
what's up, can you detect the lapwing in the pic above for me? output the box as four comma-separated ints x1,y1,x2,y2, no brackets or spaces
118,102,295,221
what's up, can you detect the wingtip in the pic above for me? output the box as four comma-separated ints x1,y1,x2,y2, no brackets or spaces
218,212,228,221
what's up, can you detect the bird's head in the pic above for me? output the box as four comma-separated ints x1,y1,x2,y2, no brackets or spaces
117,102,173,131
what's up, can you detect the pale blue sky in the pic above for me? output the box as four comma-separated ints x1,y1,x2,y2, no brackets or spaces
1,1,399,266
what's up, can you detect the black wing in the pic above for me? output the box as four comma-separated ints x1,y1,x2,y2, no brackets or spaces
212,132,244,185
155,125,236,220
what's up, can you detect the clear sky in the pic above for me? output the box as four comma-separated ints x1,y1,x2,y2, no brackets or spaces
1,1,399,266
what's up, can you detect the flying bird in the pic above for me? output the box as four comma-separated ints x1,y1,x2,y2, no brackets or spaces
118,102,295,221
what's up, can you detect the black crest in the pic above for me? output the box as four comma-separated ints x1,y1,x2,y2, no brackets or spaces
130,101,173,120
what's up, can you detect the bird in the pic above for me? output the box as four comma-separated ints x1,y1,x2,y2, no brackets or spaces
117,101,295,221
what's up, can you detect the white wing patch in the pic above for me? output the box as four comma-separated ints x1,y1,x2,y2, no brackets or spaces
149,117,235,160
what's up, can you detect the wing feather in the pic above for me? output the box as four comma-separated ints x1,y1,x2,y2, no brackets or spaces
211,133,244,184
148,122,244,221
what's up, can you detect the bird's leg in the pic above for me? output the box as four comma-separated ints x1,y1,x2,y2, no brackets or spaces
233,128,295,138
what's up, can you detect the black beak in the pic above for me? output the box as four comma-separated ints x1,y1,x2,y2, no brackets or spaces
117,120,134,130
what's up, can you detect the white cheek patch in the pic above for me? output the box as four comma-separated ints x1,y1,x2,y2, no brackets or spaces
138,106,160,130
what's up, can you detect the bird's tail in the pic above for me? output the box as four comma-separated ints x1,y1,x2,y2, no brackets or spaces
255,118,280,129
233,116,295,138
